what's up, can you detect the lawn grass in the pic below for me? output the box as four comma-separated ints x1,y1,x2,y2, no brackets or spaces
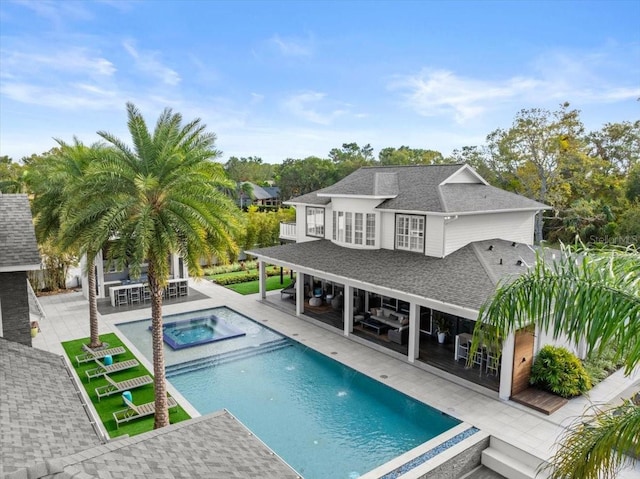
62,333,191,438
225,274,293,295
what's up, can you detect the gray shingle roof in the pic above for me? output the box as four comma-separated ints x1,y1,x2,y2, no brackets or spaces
287,165,549,213
37,411,300,479
0,339,103,477
0,194,40,271
248,239,545,312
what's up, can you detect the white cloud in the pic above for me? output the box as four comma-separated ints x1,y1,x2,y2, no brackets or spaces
1,82,121,110
283,91,348,125
270,34,313,57
11,0,94,23
1,48,116,77
250,92,264,104
122,40,181,86
391,45,640,123
389,69,542,123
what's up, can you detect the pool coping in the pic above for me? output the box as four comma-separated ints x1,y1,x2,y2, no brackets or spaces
361,423,485,478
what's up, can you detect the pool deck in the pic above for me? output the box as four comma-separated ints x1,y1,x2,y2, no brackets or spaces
33,279,640,477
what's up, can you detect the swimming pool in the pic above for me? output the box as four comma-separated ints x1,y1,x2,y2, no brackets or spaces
117,307,461,478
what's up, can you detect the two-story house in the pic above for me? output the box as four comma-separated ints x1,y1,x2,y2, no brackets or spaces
248,164,553,400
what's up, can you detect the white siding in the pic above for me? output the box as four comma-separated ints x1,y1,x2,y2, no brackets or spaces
380,212,396,250
330,197,379,212
425,215,445,257
444,211,536,255
442,167,482,184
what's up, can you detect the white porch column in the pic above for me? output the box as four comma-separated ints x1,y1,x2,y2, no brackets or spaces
258,260,267,299
95,251,105,298
343,285,353,336
295,275,304,316
499,331,515,400
170,253,180,279
408,302,419,363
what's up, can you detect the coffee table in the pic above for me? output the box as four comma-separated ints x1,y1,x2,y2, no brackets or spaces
360,318,390,335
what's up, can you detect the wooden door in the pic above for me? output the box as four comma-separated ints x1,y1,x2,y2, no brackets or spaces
511,327,535,396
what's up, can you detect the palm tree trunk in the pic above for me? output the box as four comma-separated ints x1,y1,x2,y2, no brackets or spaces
148,262,169,428
87,254,102,349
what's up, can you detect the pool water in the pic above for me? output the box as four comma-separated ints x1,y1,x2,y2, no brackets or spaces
159,317,245,349
117,308,460,478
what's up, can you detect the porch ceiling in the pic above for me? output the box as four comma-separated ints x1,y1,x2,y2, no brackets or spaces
248,240,521,313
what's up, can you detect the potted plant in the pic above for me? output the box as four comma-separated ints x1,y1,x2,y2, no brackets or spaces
30,321,39,338
434,314,449,344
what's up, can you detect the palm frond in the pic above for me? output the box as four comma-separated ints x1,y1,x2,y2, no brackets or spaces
546,402,640,479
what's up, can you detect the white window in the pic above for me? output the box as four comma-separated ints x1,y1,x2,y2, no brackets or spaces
354,213,363,245
306,207,325,237
345,212,353,243
366,214,376,246
332,211,337,240
396,214,424,252
332,210,375,247
337,211,344,242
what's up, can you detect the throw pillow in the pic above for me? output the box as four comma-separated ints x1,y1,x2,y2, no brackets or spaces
370,308,378,316
401,318,409,326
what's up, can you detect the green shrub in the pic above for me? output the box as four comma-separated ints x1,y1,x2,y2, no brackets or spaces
530,345,592,398
582,342,626,386
205,260,258,275
211,267,282,285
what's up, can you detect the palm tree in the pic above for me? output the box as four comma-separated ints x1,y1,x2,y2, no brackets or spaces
30,139,110,349
470,243,639,479
82,102,240,428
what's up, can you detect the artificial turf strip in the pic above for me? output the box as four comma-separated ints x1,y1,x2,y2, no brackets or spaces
61,333,191,438
225,275,293,295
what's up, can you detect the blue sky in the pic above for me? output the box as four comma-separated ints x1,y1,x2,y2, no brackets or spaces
1,0,639,164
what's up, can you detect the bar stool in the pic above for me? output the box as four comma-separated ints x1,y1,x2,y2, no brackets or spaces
472,349,484,369
485,349,500,375
143,285,151,303
129,286,141,304
116,289,128,307
458,341,469,362
178,281,188,296
167,282,178,299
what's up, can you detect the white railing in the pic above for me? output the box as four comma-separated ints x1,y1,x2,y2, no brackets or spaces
27,278,46,322
280,222,297,240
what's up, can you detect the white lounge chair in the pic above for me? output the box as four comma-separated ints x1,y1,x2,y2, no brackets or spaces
95,374,153,401
75,345,127,366
113,396,178,428
86,358,139,382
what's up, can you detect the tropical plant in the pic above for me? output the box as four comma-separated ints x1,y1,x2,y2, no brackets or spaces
469,242,639,479
29,139,110,349
530,345,592,398
77,103,241,428
434,313,449,334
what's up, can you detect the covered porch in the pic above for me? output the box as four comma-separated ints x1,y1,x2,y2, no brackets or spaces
264,269,501,393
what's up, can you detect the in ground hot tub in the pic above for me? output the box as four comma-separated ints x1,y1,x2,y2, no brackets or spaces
153,316,246,350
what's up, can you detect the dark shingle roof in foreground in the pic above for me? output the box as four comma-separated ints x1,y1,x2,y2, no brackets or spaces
36,411,300,479
249,239,545,311
0,339,103,477
0,194,40,270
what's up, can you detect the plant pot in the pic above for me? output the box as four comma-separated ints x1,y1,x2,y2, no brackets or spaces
437,332,446,344
31,327,38,338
